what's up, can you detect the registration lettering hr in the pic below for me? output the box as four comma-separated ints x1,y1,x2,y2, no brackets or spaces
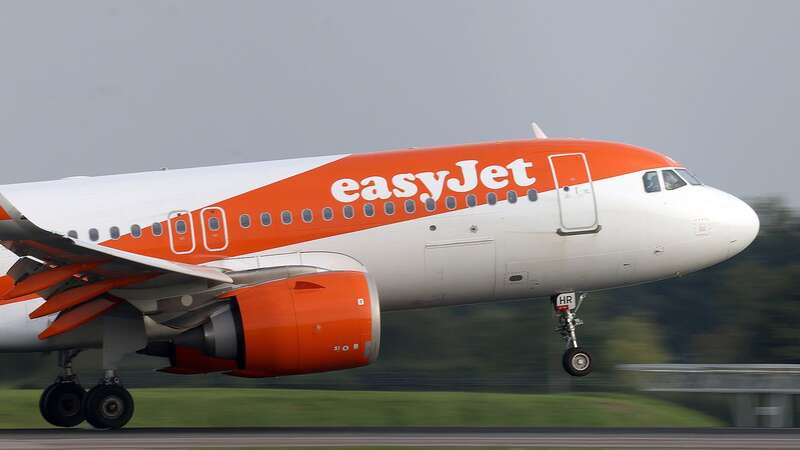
330,158,536,203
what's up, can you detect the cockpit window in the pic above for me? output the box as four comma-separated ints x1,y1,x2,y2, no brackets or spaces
662,169,687,190
643,171,661,193
676,168,702,185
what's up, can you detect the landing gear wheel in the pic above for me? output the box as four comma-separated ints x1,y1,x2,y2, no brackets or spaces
39,382,86,427
83,384,134,429
562,347,592,377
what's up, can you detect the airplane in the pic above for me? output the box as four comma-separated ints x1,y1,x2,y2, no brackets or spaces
0,123,758,429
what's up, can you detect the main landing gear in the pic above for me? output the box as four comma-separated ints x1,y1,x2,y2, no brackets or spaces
39,350,134,429
553,292,593,377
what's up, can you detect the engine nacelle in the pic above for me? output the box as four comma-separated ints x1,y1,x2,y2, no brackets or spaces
175,270,380,377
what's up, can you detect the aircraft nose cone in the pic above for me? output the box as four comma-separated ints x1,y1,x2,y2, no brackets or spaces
724,196,760,257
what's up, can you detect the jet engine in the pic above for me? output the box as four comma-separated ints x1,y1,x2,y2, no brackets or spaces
173,270,380,377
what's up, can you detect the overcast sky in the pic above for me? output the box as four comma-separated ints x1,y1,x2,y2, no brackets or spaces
0,1,797,204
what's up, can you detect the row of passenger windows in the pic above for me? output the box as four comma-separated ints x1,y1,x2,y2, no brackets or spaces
68,189,540,242
642,168,702,193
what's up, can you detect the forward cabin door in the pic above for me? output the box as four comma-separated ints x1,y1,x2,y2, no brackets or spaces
548,153,600,234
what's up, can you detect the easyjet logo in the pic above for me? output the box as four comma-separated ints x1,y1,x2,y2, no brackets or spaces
330,158,537,203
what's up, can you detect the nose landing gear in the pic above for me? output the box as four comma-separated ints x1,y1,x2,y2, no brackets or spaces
553,292,593,377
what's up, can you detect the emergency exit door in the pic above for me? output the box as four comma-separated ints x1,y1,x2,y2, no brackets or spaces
548,153,599,233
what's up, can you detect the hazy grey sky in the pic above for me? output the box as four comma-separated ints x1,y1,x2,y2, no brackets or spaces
0,1,797,204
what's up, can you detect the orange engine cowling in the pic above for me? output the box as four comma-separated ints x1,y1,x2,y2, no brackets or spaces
174,270,380,377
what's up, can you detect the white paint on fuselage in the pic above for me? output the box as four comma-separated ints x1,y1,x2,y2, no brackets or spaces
219,169,758,310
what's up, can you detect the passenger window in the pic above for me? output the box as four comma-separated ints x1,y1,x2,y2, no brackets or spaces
281,210,293,225
130,224,142,238
239,214,251,228
527,189,538,202
662,169,687,190
322,207,333,221
67,230,78,239
208,217,221,231
466,194,477,207
363,203,375,217
425,198,436,212
152,223,163,237
487,192,497,205
89,228,99,241
260,212,272,227
343,205,354,219
676,168,702,186
109,226,120,240
302,209,313,223
404,199,416,214
384,202,395,215
445,196,456,210
176,220,187,234
507,191,518,204
643,171,661,193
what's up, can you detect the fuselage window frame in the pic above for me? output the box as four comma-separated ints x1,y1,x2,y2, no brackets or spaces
445,196,457,210
507,191,518,204
527,189,538,202
302,208,313,223
384,201,395,215
281,210,293,225
466,194,477,207
343,205,354,219
109,226,120,240
662,169,687,191
260,212,272,227
239,214,251,229
152,222,163,237
130,224,142,238
425,198,436,212
208,216,221,231
643,171,661,193
88,228,99,242
322,207,334,221
363,203,375,217
487,192,497,205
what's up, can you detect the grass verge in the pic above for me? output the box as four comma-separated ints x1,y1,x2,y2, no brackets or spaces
0,388,722,428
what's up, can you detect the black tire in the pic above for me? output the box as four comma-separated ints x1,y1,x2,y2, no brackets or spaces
83,384,134,429
40,383,85,427
38,383,58,425
562,347,592,377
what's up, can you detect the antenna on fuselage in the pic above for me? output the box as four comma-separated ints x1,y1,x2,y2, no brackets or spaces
530,122,548,139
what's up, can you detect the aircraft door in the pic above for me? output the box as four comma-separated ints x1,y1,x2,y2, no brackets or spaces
168,210,196,254
548,153,599,234
200,207,229,252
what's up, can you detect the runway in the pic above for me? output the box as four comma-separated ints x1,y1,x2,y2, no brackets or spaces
3,428,800,449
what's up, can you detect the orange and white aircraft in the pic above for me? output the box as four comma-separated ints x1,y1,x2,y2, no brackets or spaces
0,124,758,428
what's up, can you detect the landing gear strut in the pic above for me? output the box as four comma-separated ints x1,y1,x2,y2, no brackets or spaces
553,292,592,377
83,370,134,429
39,350,85,427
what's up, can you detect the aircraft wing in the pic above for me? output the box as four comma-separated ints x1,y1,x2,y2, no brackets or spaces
0,227,234,340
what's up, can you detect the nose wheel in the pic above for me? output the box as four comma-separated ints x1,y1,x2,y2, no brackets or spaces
553,292,593,377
